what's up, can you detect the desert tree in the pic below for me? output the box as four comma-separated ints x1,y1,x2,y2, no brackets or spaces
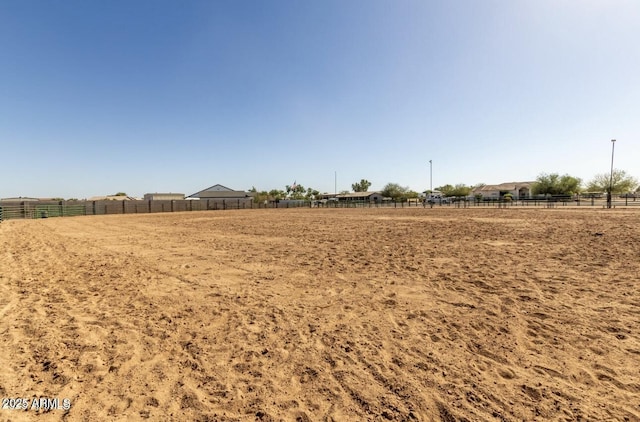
305,187,320,200
268,189,286,201
586,169,638,194
351,179,372,192
249,187,270,203
435,184,454,196
446,184,474,197
285,183,306,200
435,184,473,197
381,183,409,201
403,190,420,201
531,173,582,196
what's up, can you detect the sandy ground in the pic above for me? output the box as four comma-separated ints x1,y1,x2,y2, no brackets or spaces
0,208,638,421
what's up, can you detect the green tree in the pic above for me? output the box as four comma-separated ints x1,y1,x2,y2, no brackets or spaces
403,190,420,201
381,183,409,200
268,189,286,200
531,173,582,196
286,183,306,200
305,188,319,200
351,179,372,192
586,169,638,194
449,184,474,197
435,184,472,197
249,187,270,203
455,185,472,197
435,184,454,196
114,192,127,196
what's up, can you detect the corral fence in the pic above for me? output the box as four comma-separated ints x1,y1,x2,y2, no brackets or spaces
0,199,256,221
0,196,638,222
313,197,640,209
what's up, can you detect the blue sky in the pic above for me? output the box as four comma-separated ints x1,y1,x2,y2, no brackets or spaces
1,0,638,199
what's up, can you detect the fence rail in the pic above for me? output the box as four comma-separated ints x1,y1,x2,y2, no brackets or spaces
0,199,257,221
0,197,638,222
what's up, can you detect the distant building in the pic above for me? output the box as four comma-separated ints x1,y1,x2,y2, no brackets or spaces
187,184,254,208
187,184,254,203
143,193,185,201
471,182,535,199
88,195,139,201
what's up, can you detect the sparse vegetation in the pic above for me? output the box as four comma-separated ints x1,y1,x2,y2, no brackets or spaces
586,170,638,194
381,183,409,201
531,173,582,196
351,179,372,192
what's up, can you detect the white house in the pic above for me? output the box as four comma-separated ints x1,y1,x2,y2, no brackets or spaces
471,182,535,199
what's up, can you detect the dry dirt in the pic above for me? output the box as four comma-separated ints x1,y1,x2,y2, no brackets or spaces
0,208,638,421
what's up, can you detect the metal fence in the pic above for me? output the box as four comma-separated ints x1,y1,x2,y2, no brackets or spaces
0,197,638,222
0,204,87,220
0,199,256,221
318,197,640,209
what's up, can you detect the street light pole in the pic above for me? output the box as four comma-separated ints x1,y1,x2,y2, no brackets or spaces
429,160,432,192
608,139,616,209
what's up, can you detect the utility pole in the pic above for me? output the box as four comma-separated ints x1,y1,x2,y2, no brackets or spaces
607,139,616,209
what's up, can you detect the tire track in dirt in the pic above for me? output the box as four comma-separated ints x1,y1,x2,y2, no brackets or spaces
0,209,639,421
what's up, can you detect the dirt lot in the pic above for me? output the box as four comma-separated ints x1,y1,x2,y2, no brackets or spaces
0,208,638,421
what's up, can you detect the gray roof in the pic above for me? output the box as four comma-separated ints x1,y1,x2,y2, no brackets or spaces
188,184,253,199
337,191,382,198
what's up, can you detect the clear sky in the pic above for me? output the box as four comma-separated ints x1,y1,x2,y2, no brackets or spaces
1,0,638,199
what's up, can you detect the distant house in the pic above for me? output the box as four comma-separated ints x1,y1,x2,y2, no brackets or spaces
186,185,253,208
88,195,138,201
187,184,253,200
471,182,535,199
318,191,384,202
143,193,185,201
